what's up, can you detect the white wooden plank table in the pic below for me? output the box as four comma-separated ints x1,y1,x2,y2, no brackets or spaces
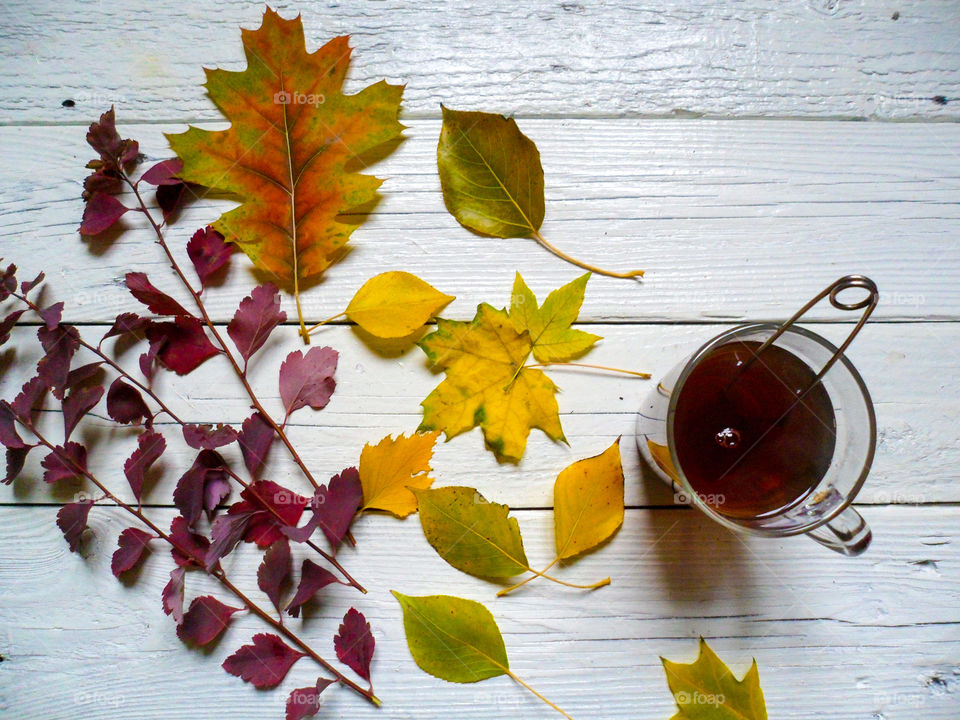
1,2,958,719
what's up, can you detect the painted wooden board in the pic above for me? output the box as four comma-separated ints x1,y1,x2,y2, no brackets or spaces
1,120,959,324
0,322,956,506
1,1,959,123
0,505,957,720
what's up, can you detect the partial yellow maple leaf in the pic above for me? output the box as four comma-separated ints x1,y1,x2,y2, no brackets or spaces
359,431,439,517
166,9,404,337
418,303,565,462
509,272,600,363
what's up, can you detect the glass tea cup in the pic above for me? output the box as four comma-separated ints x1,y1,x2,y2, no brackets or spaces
636,276,878,556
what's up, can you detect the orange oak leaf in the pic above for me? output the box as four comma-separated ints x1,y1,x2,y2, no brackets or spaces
166,9,405,338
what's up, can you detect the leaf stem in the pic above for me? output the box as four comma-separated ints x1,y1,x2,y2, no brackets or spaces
14,415,379,706
531,229,643,280
526,362,651,379
505,669,575,720
304,311,346,335
498,557,609,597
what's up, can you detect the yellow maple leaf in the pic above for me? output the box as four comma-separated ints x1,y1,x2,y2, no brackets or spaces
418,303,565,462
359,431,439,517
166,9,405,337
509,272,600,363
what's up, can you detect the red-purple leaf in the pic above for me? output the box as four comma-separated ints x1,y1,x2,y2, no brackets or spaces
139,343,159,381
79,192,129,235
169,515,210,569
0,309,25,346
163,566,186,624
206,511,253,571
10,376,47,421
334,607,375,682
57,500,93,552
20,271,44,296
230,480,307,548
125,272,190,317
257,538,292,614
102,312,148,342
39,302,63,330
237,412,274,478
282,468,361,551
111,527,154,577
123,430,166,501
86,106,139,169
279,347,338,418
140,158,183,186
286,679,335,720
286,560,339,618
187,227,233,289
146,316,220,375
0,401,28,449
41,442,87,484
106,377,151,425
182,423,238,450
228,283,286,365
66,362,104,390
157,181,188,218
37,325,80,398
3,447,30,485
62,384,104,441
222,633,305,689
0,262,16,299
173,449,230,528
177,595,242,647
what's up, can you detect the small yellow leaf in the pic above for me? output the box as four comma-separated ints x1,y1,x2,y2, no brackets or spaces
554,439,625,560
346,271,454,338
359,431,439,517
661,638,768,720
509,272,601,363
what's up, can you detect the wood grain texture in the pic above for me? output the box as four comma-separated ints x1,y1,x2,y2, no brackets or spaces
1,0,959,123
0,322,955,506
0,505,957,720
1,120,959,324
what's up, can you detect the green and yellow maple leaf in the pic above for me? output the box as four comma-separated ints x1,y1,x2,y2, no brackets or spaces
166,9,404,337
509,272,600,362
418,302,565,462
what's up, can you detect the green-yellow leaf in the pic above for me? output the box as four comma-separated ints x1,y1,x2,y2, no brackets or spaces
661,638,768,720
437,106,543,239
412,486,529,578
391,591,509,683
554,438,624,560
509,272,601,363
346,271,454,338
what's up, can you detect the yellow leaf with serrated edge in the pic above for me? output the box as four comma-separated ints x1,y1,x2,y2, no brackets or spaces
554,438,624,560
418,303,565,462
661,638,768,720
359,431,439,517
509,272,600,363
346,271,454,338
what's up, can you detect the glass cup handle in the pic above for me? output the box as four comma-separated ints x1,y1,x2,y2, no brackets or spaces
806,507,872,556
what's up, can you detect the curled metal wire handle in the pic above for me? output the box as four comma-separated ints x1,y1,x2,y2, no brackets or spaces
747,275,879,389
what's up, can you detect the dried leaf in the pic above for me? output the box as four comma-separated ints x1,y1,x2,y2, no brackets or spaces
258,538,292,614
413,486,529,579
178,595,242,647
286,679,335,720
0,401,29,449
37,325,80,399
145,316,220,375
345,272,454,338
13,375,49,421
79,192,129,235
163,566,186,624
186,226,233,289
509,273,600,362
222,633,306,689
166,9,404,333
358,432,438,517
418,304,564,461
169,515,211,569
230,480,307,548
106,377,151,425
123,430,166,502
661,638,768,720
228,283,286,366
237,412,274,478
62,385,104,441
554,439,624,560
41,442,87,484
279,347,338,418
285,559,339,618
334,607,374,681
102,312,149,342
284,467,362,551
3,447,30,485
111,527,154,577
206,511,253,571
174,449,231,527
140,158,183,186
125,272,190,317
182,423,238,450
57,500,94,552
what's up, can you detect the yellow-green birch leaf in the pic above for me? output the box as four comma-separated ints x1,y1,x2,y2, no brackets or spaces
437,106,543,239
509,272,601,363
661,638,768,720
391,592,509,683
554,438,625,560
412,486,529,578
345,271,454,338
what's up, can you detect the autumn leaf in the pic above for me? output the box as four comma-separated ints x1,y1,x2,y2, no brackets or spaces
223,633,306,689
177,595,242,647
334,607,375,682
337,271,453,338
437,106,642,279
510,273,600,362
392,592,573,718
111,527,154,578
661,638,768,720
166,9,405,338
418,303,564,462
286,559,340,618
358,431,438,517
56,499,93,552
228,283,286,368
286,679,335,720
